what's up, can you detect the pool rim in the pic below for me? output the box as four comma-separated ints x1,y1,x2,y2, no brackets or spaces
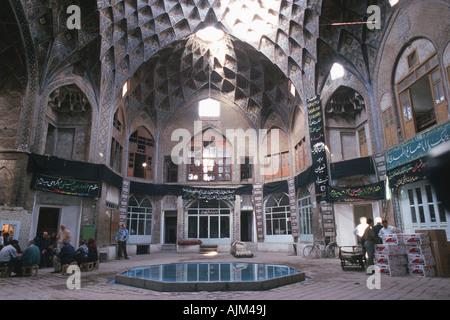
114,261,306,292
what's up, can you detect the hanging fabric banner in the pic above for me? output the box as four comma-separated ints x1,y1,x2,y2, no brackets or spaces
32,173,101,197
307,95,329,202
387,156,428,189
327,181,385,202
182,187,251,201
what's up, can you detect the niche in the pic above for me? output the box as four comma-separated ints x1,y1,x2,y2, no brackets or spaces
44,85,91,161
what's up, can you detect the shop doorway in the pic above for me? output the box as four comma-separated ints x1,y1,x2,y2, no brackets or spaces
164,211,177,244
240,211,253,242
353,204,373,227
36,207,60,236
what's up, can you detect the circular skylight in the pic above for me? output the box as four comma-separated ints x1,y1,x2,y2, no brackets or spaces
196,26,225,42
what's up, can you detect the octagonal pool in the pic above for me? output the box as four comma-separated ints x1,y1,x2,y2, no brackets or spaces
115,262,305,291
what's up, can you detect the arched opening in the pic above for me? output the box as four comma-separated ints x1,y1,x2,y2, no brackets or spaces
394,38,447,140
44,85,92,161
128,127,155,179
325,86,368,162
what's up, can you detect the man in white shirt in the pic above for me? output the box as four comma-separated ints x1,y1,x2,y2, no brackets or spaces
378,220,400,237
0,240,21,275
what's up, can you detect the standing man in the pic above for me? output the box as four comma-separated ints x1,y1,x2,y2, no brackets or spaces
56,225,72,250
362,218,378,274
115,224,129,260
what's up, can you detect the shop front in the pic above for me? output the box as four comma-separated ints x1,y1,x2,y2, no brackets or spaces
387,122,450,240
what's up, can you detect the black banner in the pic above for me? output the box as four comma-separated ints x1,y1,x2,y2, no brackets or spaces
182,187,237,201
129,181,253,200
27,153,122,189
327,182,385,202
33,173,101,197
307,96,329,201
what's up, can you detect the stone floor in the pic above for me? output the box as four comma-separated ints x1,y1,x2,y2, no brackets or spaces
0,251,448,302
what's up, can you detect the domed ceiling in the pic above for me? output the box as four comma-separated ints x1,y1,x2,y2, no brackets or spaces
11,0,393,134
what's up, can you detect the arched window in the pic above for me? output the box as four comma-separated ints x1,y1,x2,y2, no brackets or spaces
187,129,232,182
187,200,230,239
264,193,291,236
127,195,153,242
128,127,154,179
394,39,447,140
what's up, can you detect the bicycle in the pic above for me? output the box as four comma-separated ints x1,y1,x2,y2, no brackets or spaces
302,241,338,259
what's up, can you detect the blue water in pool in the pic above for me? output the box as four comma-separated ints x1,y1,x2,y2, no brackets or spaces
120,262,300,283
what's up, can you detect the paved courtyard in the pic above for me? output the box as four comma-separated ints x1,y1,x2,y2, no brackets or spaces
0,251,448,302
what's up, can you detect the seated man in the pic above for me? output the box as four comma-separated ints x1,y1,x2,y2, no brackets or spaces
53,240,75,272
18,240,41,276
0,240,21,276
86,238,98,262
74,240,89,266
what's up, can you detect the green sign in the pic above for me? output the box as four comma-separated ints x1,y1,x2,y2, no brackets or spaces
82,225,96,240
386,122,450,170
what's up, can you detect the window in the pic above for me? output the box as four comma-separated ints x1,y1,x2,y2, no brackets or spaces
407,51,418,69
297,190,312,240
113,109,123,133
128,128,154,179
295,138,307,172
330,63,345,80
265,194,291,236
396,52,447,139
187,200,230,239
402,182,449,236
164,156,178,183
110,138,123,173
187,131,232,182
382,107,398,149
358,127,368,157
264,151,290,179
240,157,253,181
199,98,220,119
127,195,153,237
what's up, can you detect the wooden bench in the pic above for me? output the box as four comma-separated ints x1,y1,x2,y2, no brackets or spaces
23,265,39,277
93,260,100,270
80,261,94,272
0,266,10,277
61,262,78,275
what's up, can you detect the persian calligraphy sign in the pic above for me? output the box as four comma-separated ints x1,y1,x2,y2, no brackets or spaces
307,96,329,202
33,174,101,197
182,187,236,201
327,182,385,202
386,122,449,170
387,156,428,189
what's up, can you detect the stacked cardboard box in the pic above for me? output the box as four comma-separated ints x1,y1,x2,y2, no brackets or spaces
403,233,435,277
415,229,450,278
375,234,408,277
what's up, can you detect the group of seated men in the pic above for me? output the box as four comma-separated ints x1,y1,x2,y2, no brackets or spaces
0,235,98,277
